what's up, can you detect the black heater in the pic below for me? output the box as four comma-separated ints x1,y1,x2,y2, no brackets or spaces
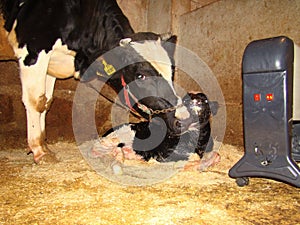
229,36,300,187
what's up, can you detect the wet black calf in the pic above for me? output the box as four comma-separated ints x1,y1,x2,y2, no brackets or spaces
104,92,218,162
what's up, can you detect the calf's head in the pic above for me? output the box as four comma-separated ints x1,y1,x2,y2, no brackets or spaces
182,92,219,128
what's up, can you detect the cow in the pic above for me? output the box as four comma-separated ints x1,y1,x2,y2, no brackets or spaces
0,0,192,163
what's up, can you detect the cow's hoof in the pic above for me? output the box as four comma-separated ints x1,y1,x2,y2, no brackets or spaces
30,146,58,164
36,151,58,164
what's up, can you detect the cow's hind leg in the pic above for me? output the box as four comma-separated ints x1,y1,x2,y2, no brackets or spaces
20,51,57,163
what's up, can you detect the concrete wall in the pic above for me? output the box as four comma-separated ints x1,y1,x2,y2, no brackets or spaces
178,0,300,145
117,0,148,32
146,0,217,35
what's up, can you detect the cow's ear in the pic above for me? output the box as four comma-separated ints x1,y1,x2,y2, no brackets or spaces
168,35,177,44
119,38,132,47
160,33,177,58
160,33,177,43
161,33,177,44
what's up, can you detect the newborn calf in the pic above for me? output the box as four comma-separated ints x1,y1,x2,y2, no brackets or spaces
95,92,219,167
131,92,218,162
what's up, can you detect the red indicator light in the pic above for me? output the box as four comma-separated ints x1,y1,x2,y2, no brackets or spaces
266,93,274,101
254,93,261,102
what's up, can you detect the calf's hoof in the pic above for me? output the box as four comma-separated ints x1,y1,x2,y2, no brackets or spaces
184,151,221,171
198,151,221,171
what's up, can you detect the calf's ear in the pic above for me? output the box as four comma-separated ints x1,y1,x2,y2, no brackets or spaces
160,33,177,80
209,101,219,116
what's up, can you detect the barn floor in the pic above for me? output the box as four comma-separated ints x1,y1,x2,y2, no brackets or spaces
1,141,300,225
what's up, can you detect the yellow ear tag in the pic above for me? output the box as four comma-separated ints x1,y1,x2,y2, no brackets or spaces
102,59,116,76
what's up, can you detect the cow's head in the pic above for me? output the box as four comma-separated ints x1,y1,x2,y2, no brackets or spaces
107,32,192,135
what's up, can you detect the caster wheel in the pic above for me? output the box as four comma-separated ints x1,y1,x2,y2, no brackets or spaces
236,177,249,187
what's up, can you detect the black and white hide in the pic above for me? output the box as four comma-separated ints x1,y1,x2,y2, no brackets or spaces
0,0,191,163
97,92,219,163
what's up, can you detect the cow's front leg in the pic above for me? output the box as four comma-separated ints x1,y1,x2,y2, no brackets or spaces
25,94,53,163
20,51,57,163
40,74,56,140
